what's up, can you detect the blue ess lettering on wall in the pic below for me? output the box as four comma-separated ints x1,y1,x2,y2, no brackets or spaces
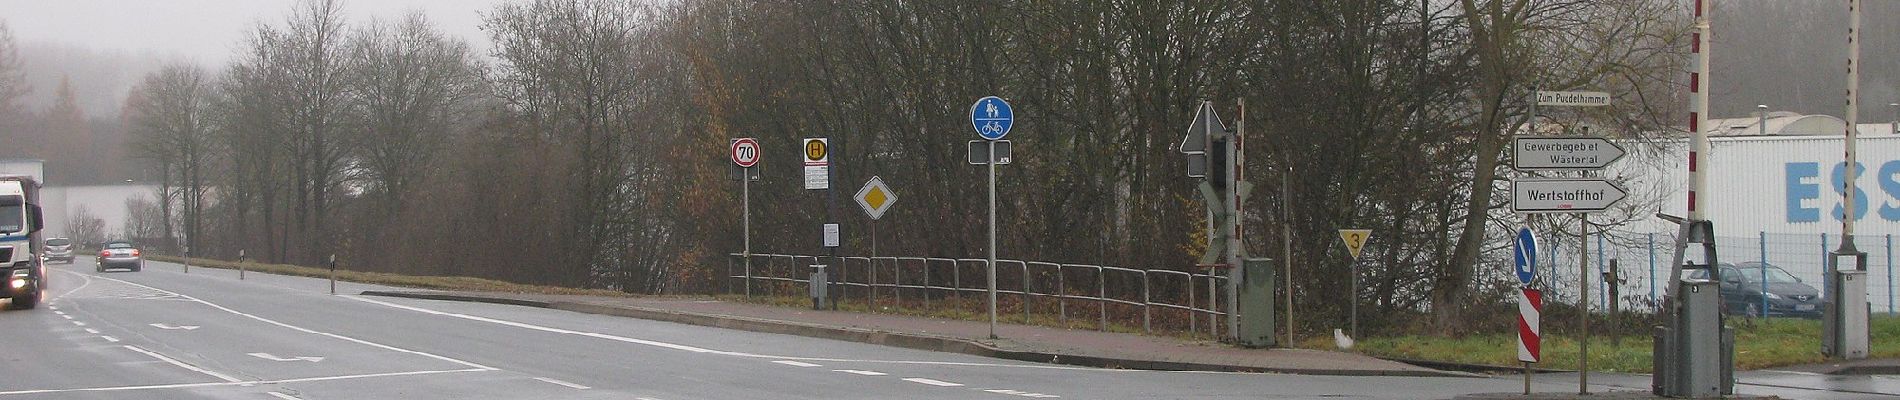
1832,162,1870,221
1787,162,1820,222
1882,160,1900,221
1788,161,1900,223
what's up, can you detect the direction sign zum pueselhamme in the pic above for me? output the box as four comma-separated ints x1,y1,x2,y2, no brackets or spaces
1512,136,1625,170
1510,178,1627,214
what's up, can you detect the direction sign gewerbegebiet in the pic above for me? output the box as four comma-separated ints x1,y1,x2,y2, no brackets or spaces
1512,136,1625,170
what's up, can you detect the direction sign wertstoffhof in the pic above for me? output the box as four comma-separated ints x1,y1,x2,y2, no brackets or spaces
1510,178,1628,214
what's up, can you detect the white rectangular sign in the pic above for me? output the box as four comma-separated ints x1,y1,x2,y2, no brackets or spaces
1511,178,1628,214
804,166,828,190
1535,91,1611,107
822,223,840,247
1513,136,1626,170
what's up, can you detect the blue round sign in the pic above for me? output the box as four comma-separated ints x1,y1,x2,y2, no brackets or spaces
1513,226,1539,286
970,96,1014,140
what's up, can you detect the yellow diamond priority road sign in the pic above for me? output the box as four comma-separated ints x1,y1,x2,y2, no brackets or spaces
855,176,897,220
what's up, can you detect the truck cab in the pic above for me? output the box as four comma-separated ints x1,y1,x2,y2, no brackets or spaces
0,176,45,309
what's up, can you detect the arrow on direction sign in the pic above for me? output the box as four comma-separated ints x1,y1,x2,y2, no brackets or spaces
149,323,200,330
1512,136,1626,170
1510,178,1628,214
249,352,325,362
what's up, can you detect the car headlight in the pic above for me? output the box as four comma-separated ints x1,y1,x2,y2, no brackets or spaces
1763,292,1782,300
8,278,23,289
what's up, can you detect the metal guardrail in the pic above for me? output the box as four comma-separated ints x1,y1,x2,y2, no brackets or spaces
726,253,1229,336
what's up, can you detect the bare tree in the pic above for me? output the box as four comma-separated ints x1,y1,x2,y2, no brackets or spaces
128,63,222,254
345,12,484,215
0,19,26,119
67,205,104,248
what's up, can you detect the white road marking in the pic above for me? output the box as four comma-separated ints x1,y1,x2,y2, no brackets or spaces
47,305,56,310
83,328,99,334
59,314,72,320
101,335,120,342
346,295,1115,372
903,378,963,387
90,275,496,371
773,360,822,367
267,391,300,400
0,368,489,396
834,369,887,376
248,352,325,362
533,377,592,390
124,345,244,383
149,323,201,330
986,389,1060,398
53,310,64,315
71,321,86,326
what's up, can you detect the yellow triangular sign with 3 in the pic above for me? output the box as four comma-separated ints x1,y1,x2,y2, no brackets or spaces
1339,229,1372,260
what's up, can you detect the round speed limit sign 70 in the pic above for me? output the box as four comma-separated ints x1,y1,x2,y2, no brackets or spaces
730,138,760,168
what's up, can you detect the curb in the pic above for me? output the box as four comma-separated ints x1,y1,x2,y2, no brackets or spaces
360,290,1468,377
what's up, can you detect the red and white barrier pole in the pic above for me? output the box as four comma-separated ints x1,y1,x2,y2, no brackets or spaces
1519,287,1542,394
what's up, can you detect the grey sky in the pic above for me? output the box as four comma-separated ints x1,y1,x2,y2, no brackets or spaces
0,0,513,66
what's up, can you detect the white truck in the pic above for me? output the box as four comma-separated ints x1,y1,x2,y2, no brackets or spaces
0,176,46,309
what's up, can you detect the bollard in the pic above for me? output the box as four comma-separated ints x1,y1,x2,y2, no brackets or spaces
238,249,247,280
809,264,830,310
328,254,337,295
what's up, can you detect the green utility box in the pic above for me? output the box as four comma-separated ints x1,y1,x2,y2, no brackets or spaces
1237,257,1276,348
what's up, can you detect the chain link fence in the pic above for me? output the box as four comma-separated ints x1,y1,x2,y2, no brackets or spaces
1539,231,1895,315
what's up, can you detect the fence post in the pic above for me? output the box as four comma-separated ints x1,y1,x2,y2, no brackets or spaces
895,258,903,307
1142,272,1152,334
949,259,957,302
923,260,932,309
1649,233,1657,305
1761,231,1769,317
1823,233,1830,291
869,257,878,311
1057,265,1066,325
1187,272,1197,336
1022,262,1031,324
1098,267,1108,331
1888,234,1894,314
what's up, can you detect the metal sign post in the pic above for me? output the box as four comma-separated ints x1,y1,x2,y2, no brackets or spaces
1338,229,1371,340
732,138,760,297
971,96,1014,340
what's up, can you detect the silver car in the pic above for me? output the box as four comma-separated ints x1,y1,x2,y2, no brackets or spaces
42,237,73,264
96,241,142,272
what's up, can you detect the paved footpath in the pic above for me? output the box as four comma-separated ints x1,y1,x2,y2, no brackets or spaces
362,290,1458,377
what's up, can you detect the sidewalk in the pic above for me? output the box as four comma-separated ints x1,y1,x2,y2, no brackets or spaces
359,290,1465,377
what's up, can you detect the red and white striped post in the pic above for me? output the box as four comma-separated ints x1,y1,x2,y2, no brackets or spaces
1687,0,1710,222
1519,287,1542,394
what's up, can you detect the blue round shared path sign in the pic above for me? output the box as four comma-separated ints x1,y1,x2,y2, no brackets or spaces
1514,226,1539,286
970,96,1014,140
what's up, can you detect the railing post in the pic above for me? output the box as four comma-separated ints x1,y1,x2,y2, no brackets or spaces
895,258,903,308
1057,265,1066,325
1098,266,1107,331
1142,271,1152,334
1648,232,1657,306
950,259,959,302
1189,271,1197,336
1022,262,1031,324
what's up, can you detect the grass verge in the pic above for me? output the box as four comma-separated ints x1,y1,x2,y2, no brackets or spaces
1349,316,1900,373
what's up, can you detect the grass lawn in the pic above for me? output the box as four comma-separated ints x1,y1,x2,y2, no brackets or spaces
1347,316,1900,373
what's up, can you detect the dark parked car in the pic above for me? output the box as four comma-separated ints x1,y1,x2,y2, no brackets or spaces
96,241,142,272
42,237,73,264
1690,262,1821,318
